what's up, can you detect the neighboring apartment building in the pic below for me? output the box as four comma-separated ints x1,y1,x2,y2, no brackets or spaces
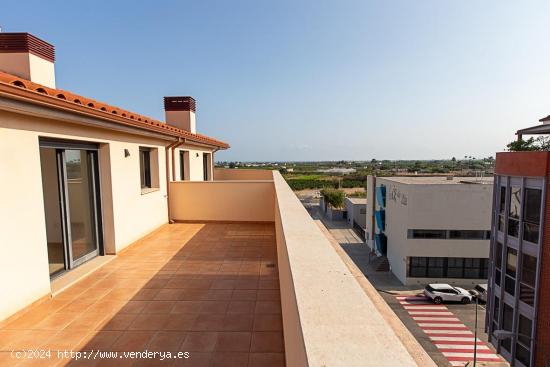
485,119,550,367
0,32,229,320
365,175,493,285
344,197,367,239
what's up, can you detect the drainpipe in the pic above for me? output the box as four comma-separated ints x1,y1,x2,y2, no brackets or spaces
171,138,186,181
165,137,183,224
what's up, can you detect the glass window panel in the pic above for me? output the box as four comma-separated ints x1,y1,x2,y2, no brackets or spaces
506,248,517,277
508,218,519,237
521,254,536,287
518,314,532,346
509,187,521,219
498,214,505,232
516,343,531,367
524,188,542,224
493,296,500,322
449,230,486,239
500,186,506,214
505,276,516,296
411,230,446,239
496,242,503,269
523,222,539,243
495,269,501,287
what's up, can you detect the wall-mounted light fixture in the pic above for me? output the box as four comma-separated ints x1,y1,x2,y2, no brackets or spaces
196,153,200,157
124,149,130,158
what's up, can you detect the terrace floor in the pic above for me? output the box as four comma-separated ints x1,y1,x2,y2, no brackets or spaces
0,223,284,367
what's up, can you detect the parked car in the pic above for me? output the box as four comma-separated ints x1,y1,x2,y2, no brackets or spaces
424,283,473,304
469,284,488,303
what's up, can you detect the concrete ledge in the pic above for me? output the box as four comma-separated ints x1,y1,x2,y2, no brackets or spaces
273,171,420,367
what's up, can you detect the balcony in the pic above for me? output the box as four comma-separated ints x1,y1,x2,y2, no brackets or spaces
0,169,434,366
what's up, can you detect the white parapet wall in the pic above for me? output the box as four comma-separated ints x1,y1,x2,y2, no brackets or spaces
272,171,421,367
169,180,275,222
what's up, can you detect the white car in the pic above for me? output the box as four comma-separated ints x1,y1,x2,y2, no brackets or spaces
424,283,473,304
470,284,488,303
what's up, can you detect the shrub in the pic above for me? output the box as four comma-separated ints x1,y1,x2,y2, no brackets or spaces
321,188,345,208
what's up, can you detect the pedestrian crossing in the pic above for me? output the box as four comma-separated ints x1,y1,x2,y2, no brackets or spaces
396,295,503,366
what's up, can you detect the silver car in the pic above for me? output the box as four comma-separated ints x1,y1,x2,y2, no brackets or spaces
470,284,488,303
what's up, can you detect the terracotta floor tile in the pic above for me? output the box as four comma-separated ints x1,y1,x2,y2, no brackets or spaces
128,314,170,331
153,289,185,301
180,289,210,301
0,352,20,367
253,315,282,332
248,353,285,367
251,332,284,353
227,301,255,314
204,290,233,301
199,301,228,314
214,332,251,352
171,301,202,314
230,290,257,301
174,352,211,367
233,279,259,290
118,301,148,314
40,329,90,350
35,312,80,330
163,314,198,331
101,314,137,331
210,352,249,367
223,315,254,332
191,314,226,331
180,332,218,352
142,301,175,314
146,331,187,352
64,312,110,331
131,289,160,301
256,290,280,301
258,280,279,290
76,331,122,351
254,301,281,315
111,331,155,351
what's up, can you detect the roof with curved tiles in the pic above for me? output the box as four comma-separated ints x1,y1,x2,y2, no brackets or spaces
0,71,229,149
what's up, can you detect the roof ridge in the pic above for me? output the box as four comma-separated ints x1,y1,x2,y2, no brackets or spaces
0,71,229,149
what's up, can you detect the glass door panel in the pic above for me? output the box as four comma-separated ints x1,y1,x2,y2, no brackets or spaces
64,149,99,266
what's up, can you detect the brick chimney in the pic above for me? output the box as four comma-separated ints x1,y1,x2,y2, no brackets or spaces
0,32,56,88
164,96,196,133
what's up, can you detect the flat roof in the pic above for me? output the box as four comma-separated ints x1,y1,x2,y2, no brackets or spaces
378,176,494,185
346,197,367,204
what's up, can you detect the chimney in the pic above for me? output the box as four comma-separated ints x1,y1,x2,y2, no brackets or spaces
0,32,56,88
164,96,196,133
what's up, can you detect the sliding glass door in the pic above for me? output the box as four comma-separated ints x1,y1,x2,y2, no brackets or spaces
40,140,102,276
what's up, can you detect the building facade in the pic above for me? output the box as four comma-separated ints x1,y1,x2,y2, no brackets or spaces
0,32,229,320
344,197,367,239
486,149,550,367
366,176,493,285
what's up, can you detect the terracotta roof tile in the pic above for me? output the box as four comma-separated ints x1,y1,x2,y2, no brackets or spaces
0,71,229,149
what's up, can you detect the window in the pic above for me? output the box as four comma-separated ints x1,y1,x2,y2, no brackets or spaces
139,147,159,192
409,257,428,277
505,247,518,295
408,257,489,279
508,187,521,237
501,303,514,352
447,258,464,278
520,253,537,306
203,153,210,181
408,229,491,240
139,148,151,188
516,314,533,366
523,188,542,243
179,150,186,180
409,229,447,239
495,241,503,287
492,296,500,339
427,257,445,277
498,186,506,232
449,230,489,240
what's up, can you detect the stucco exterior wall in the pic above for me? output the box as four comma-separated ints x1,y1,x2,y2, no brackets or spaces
0,53,55,88
379,178,493,285
0,110,170,320
174,145,213,181
170,181,275,222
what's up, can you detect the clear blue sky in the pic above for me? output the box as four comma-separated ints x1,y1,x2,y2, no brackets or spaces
4,1,550,161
